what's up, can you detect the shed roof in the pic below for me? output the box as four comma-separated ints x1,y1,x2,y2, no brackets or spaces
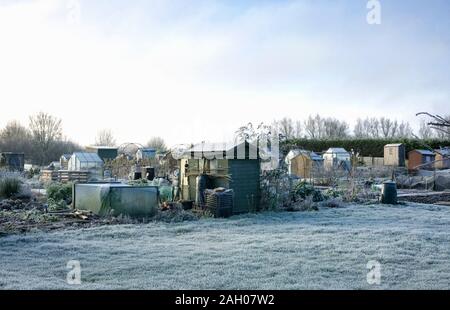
324,147,349,154
436,148,450,155
138,148,156,153
412,149,435,156
61,154,72,160
385,143,404,147
182,141,259,159
71,152,103,163
285,149,323,163
86,146,118,150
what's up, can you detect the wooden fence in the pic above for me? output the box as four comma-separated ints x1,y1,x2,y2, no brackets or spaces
40,170,89,183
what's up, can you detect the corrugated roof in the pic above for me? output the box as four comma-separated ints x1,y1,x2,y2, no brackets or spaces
72,152,103,163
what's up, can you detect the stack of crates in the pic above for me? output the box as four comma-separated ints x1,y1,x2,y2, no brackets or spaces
204,188,234,218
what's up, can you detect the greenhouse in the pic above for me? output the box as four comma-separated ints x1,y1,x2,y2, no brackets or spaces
68,152,104,178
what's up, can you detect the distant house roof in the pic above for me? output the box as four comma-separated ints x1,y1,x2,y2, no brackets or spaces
412,149,435,156
71,152,103,163
324,147,349,154
385,143,404,147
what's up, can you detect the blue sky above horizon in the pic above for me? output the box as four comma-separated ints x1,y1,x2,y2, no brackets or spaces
0,0,449,146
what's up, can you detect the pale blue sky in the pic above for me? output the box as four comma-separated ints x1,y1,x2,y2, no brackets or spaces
0,0,448,146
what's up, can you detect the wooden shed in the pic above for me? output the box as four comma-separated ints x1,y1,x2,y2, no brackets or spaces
435,148,450,170
285,149,323,178
60,154,71,170
179,141,260,214
0,152,24,171
407,149,435,171
384,143,405,167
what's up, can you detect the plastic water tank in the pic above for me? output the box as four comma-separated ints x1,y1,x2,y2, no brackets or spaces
381,181,397,204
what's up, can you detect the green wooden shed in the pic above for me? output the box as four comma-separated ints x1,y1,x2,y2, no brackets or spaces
179,141,261,214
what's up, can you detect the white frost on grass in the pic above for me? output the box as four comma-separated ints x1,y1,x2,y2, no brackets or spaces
0,203,449,289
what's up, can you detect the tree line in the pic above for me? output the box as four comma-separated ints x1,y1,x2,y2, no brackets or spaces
0,112,82,166
274,114,450,141
0,112,169,166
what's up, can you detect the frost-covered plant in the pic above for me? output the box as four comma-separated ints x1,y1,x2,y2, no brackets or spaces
0,177,21,198
46,182,72,202
292,180,323,202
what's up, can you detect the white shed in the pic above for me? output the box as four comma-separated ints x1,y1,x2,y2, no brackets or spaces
322,147,351,171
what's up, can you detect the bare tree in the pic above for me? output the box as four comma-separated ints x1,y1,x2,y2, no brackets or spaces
146,136,167,152
323,117,349,139
0,121,33,156
95,129,116,146
353,118,366,138
416,112,450,139
304,115,323,139
294,120,302,139
367,118,380,138
418,119,435,139
29,112,63,165
395,121,413,138
277,117,294,140
379,117,396,138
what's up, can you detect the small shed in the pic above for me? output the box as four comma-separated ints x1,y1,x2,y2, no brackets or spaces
179,141,260,214
434,148,450,170
0,152,25,171
68,152,104,179
407,149,436,171
285,149,323,178
322,148,351,171
384,143,405,167
136,148,156,161
85,146,118,162
60,154,71,170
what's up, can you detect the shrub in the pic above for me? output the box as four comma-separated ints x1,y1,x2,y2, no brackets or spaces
292,181,324,202
0,178,21,198
46,182,72,203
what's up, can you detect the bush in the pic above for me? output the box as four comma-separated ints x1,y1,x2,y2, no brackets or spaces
292,181,324,202
46,182,72,203
0,178,21,198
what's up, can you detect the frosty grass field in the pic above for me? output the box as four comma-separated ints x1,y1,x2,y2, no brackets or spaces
0,203,449,289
